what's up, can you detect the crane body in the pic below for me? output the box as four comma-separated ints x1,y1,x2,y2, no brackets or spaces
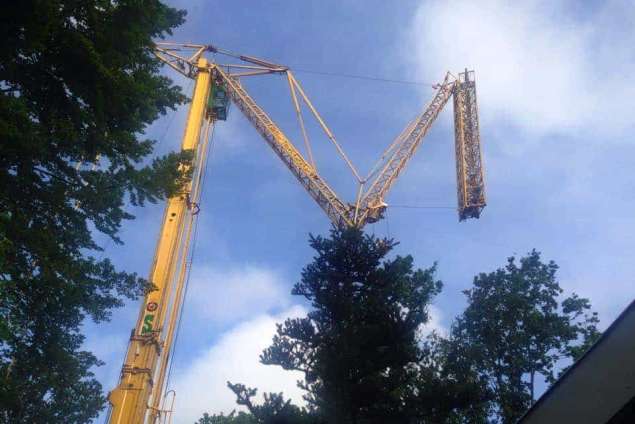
107,43,486,423
107,58,214,424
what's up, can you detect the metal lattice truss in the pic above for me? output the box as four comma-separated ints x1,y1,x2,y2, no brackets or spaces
454,71,486,220
153,42,486,228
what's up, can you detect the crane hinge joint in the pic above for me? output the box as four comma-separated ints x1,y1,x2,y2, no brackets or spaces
130,332,163,354
121,365,154,378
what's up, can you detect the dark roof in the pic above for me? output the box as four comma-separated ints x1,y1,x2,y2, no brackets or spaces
518,299,635,424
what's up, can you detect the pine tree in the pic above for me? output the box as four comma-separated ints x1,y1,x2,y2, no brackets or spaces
0,1,187,421
202,229,495,423
198,383,317,424
225,383,318,424
260,228,444,423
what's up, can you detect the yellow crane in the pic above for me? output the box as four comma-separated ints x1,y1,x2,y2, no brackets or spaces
106,43,486,423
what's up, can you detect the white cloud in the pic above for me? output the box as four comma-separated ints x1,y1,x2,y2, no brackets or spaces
417,305,447,339
187,265,291,325
407,0,635,140
213,110,250,152
170,306,307,423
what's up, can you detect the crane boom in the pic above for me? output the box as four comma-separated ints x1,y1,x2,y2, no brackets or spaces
356,70,486,225
108,58,213,424
150,43,486,229
213,66,354,228
453,70,486,220
357,72,456,224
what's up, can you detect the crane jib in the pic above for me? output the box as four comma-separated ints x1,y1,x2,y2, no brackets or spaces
106,43,487,424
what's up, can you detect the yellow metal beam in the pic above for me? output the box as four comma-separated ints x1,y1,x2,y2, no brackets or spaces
108,42,487,423
148,117,215,422
151,42,486,228
214,65,354,228
107,58,211,424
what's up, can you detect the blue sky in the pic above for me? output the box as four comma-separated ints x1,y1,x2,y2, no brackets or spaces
87,1,635,422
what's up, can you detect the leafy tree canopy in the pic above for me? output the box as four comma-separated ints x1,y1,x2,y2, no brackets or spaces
197,383,318,424
410,332,493,423
203,228,487,424
0,0,187,421
201,240,600,424
451,249,600,423
196,410,259,424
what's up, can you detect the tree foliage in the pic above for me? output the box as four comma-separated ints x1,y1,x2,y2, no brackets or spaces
0,1,186,421
197,383,318,424
409,332,492,423
259,228,443,423
201,240,601,424
226,383,318,424
204,229,492,423
197,410,258,424
451,250,600,423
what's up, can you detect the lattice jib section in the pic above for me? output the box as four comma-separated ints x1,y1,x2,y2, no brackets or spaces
356,73,456,226
453,70,486,221
215,67,353,227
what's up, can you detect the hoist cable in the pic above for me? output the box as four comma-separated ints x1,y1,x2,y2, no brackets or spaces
163,120,216,397
287,71,363,183
208,44,435,87
292,68,435,87
156,79,194,150
390,205,456,209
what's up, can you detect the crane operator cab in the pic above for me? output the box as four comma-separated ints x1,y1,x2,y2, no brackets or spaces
208,80,229,121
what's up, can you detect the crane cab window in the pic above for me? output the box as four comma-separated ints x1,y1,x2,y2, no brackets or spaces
208,83,229,121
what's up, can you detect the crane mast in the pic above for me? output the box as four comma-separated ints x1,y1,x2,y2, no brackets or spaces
107,43,486,423
107,57,213,424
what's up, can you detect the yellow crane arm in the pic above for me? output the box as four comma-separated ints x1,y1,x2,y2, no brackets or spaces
355,70,486,226
106,42,487,424
453,70,486,220
212,65,354,228
108,58,213,424
151,42,486,230
356,73,456,225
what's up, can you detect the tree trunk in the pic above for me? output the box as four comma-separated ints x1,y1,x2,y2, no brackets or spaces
530,370,535,403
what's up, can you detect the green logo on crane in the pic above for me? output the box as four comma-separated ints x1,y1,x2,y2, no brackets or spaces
141,314,154,334
141,302,158,334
